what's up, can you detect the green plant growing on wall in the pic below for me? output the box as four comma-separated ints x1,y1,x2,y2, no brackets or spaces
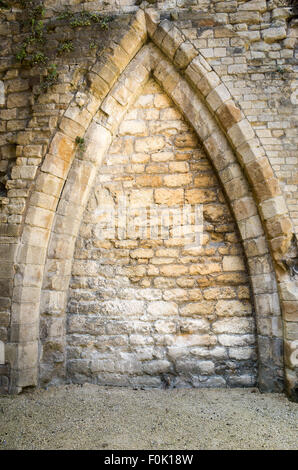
15,2,46,65
57,41,74,55
89,41,97,50
75,136,86,157
13,0,113,94
57,10,112,30
39,63,59,92
31,51,47,65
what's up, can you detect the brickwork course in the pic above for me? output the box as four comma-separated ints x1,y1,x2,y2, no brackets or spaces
0,0,297,401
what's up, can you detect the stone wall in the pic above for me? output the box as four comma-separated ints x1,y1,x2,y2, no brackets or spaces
67,79,257,388
0,0,296,398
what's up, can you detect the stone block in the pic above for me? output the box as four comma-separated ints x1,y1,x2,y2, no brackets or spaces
180,302,215,317
147,301,178,317
174,41,198,69
227,119,255,148
206,83,231,111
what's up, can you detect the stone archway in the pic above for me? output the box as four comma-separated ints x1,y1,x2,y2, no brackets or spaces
8,6,297,399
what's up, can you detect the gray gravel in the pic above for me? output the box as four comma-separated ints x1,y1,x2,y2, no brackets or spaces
0,384,297,450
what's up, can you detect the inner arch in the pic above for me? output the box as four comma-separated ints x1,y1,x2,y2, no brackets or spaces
66,78,257,388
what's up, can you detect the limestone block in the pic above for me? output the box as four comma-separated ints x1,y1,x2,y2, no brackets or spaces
218,334,255,347
185,60,207,88
230,12,260,24
213,317,254,334
147,301,178,317
161,25,185,59
18,245,47,266
154,320,177,334
180,302,215,317
119,120,147,136
22,225,50,249
196,71,221,97
164,173,192,187
206,83,231,111
246,157,274,183
153,59,181,95
41,154,71,180
260,196,288,221
35,173,65,198
179,318,210,334
30,191,58,212
22,145,43,158
263,27,287,44
185,54,212,88
168,162,189,173
272,8,292,20
130,189,153,207
266,215,293,240
144,7,160,37
174,334,217,347
215,300,252,317
107,43,130,76
236,138,265,166
7,92,31,109
136,174,162,187
238,215,264,240
48,233,75,260
130,248,153,259
282,301,298,322
59,117,85,140
64,105,92,130
279,281,298,302
244,237,268,257
222,255,246,272
227,119,255,148
91,59,119,86
135,136,165,153
232,196,257,221
284,322,298,341
185,188,217,204
204,133,235,171
119,28,144,57
10,321,39,342
189,263,221,275
224,176,249,201
229,347,256,360
238,0,266,12
152,19,172,46
86,72,110,101
25,206,54,230
15,341,39,370
0,244,18,262
174,41,198,69
247,255,274,275
160,265,189,277
154,188,184,205
132,8,147,41
216,100,243,130
255,178,282,202
251,273,277,295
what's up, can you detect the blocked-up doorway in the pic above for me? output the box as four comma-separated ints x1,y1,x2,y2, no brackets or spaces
66,78,257,388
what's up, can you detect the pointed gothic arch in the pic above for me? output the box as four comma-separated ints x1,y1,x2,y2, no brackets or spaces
8,6,297,399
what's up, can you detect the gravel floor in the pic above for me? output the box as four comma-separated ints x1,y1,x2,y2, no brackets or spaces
0,384,297,450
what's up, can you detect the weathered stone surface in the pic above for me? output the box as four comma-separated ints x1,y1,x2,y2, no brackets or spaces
64,79,256,388
1,6,294,397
